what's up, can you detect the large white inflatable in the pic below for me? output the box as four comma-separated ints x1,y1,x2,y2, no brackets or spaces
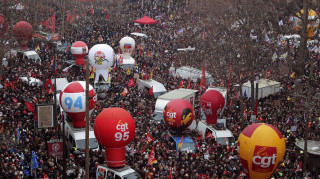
119,36,135,59
88,44,114,83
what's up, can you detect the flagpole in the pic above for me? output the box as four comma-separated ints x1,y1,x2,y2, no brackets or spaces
85,56,90,179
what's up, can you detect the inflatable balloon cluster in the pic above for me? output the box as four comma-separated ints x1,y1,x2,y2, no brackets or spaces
163,99,194,132
88,44,114,83
238,123,286,179
200,90,225,124
94,108,136,167
60,81,97,128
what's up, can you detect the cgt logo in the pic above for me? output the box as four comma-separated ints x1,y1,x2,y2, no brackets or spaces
166,108,176,120
116,120,128,132
252,145,277,173
201,100,212,115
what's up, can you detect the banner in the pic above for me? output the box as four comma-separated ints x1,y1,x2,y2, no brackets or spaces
37,105,54,128
148,146,157,166
25,102,34,112
47,140,63,159
146,132,155,144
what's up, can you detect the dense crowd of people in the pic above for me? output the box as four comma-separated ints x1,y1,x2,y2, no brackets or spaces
1,0,320,178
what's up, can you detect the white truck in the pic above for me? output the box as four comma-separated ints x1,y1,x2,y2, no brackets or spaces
189,119,235,146
64,120,99,152
96,165,140,179
139,79,167,98
153,88,198,121
169,66,214,85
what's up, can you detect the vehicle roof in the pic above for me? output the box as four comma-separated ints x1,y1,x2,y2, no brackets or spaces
23,51,38,55
52,78,69,92
158,88,197,100
98,164,137,175
20,77,41,83
177,66,212,77
140,79,167,93
243,79,280,88
66,122,96,140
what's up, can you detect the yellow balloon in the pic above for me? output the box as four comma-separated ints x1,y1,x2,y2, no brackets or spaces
238,123,286,179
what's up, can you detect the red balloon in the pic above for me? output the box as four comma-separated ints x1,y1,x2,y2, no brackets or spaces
0,14,8,36
94,108,136,168
71,41,88,65
200,90,225,124
163,99,194,131
13,21,33,50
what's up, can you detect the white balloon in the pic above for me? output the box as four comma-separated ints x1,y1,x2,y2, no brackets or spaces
119,36,135,59
88,44,114,69
89,44,114,83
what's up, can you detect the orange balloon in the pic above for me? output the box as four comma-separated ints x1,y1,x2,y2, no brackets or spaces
238,123,286,179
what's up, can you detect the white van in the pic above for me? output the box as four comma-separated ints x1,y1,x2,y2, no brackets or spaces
189,119,235,146
170,66,214,85
96,165,141,179
23,51,41,61
64,120,99,152
139,79,167,98
20,77,43,87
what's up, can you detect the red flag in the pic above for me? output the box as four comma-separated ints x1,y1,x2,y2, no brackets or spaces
121,87,129,96
219,77,225,86
41,14,55,33
200,61,206,90
235,91,239,99
43,172,49,179
229,98,233,109
11,81,16,90
265,70,271,78
178,79,184,88
66,11,71,23
148,86,153,95
106,14,110,20
146,132,155,144
25,102,34,112
12,97,18,103
5,81,10,89
128,78,135,87
206,131,214,139
148,146,157,165
45,79,54,94
187,79,191,89
168,167,173,178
